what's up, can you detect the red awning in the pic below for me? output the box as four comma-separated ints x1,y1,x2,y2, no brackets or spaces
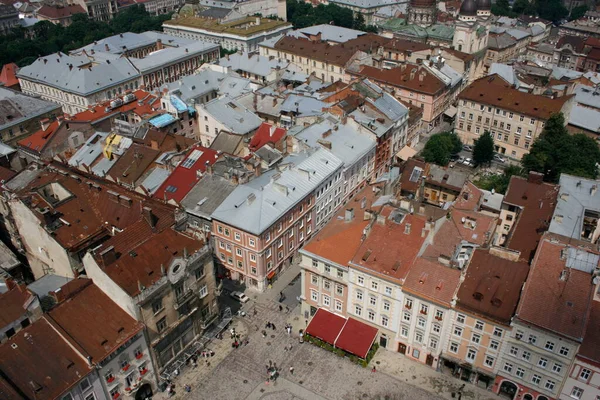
305,308,378,359
305,308,346,344
335,317,378,359
267,270,276,279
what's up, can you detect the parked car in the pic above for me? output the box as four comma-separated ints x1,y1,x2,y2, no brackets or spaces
463,145,473,152
494,154,506,163
462,157,472,165
230,291,250,303
450,154,460,162
458,156,465,164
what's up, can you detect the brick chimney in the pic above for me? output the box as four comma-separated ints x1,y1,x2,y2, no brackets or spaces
143,207,157,228
156,39,163,50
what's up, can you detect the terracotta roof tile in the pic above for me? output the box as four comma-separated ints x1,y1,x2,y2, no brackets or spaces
0,282,33,327
68,90,160,123
18,120,60,153
453,181,483,211
36,4,85,19
357,64,445,95
456,249,529,325
107,143,160,187
516,234,596,340
48,280,143,363
0,63,19,88
399,158,428,195
249,122,286,151
403,258,461,306
459,74,573,120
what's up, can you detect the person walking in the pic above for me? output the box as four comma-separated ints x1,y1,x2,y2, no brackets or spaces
289,366,294,375
279,304,283,312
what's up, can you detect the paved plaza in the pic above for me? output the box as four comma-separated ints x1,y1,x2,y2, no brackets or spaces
157,265,498,400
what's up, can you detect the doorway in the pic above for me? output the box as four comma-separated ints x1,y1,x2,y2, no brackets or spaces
135,383,153,400
426,354,434,366
379,335,387,349
398,343,407,354
498,381,518,399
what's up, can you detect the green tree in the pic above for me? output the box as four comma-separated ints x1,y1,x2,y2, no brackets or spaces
569,5,588,21
472,131,495,166
512,0,536,15
521,113,600,182
474,165,523,194
536,0,568,23
492,0,514,16
421,132,462,166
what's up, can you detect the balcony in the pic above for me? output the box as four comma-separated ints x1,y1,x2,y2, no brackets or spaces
174,290,195,310
200,311,218,329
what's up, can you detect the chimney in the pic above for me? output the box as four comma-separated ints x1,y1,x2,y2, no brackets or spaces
345,208,354,222
40,118,50,131
69,64,73,71
342,115,347,125
205,161,213,175
142,207,157,229
156,39,163,50
419,72,425,82
272,98,277,107
255,17,260,25
105,44,110,51
254,165,262,177
527,171,544,184
99,245,117,266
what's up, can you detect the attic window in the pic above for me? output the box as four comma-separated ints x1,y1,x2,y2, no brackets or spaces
362,250,372,262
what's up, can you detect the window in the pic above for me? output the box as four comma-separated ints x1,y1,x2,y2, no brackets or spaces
510,346,518,356
571,387,584,399
337,269,343,279
503,362,513,373
516,367,525,378
156,317,167,333
538,358,548,368
385,286,392,295
236,248,242,257
519,115,524,122
324,264,331,274
531,374,541,385
515,330,523,340
552,362,562,374
383,301,390,311
311,290,318,302
415,331,423,343
335,300,343,312
355,305,362,316
195,266,205,280
493,327,503,338
250,254,256,262
559,346,570,356
429,337,438,349
545,380,555,391
420,304,428,315
471,333,481,344
453,326,463,337
530,118,535,125
152,298,163,314
528,334,537,344
405,298,413,309
85,394,96,400
450,342,459,353
545,341,555,351
435,310,444,321
490,340,499,351
484,355,495,368
278,238,283,248
403,311,411,322
234,232,241,241
417,317,426,328
324,280,331,290
432,323,441,334
357,276,364,285
336,285,343,295
356,290,363,300
401,326,409,337
456,314,465,324
323,295,330,307
367,310,375,321
381,315,388,327
474,321,484,331
224,228,230,236
466,348,477,362
580,368,591,380
371,281,378,290
522,351,531,361
251,266,257,275
79,378,91,392
249,238,255,247
311,274,318,285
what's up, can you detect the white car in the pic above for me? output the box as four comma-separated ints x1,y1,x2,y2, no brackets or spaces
494,154,506,163
230,291,250,303
463,157,472,166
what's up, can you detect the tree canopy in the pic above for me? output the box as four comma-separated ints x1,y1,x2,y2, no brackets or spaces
491,0,570,23
472,131,495,166
0,6,172,67
521,113,600,183
474,165,524,194
286,0,376,31
421,132,462,166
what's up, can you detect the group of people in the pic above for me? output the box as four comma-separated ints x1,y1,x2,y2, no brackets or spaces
261,321,277,337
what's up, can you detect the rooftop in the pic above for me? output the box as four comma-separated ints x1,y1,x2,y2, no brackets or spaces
0,281,33,328
106,143,160,187
399,158,428,195
302,186,376,267
503,173,559,261
74,31,194,55
578,300,600,364
403,258,461,307
0,318,91,400
357,64,446,95
211,149,343,235
68,90,159,123
516,234,597,340
329,0,403,10
203,95,263,135
0,63,19,88
219,52,288,78
289,24,366,43
0,87,61,132
456,249,529,325
181,173,238,220
459,74,572,120
164,16,291,37
27,274,72,299
36,4,85,19
47,279,143,363
350,205,428,283
549,174,600,243
426,165,469,191
249,122,286,151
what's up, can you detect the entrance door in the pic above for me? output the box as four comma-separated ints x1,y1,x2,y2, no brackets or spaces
498,381,518,399
398,343,407,354
426,354,434,366
379,335,387,349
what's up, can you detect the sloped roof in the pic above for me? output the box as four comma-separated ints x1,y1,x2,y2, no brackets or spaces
203,95,262,135
36,4,85,19
181,173,237,220
0,63,19,88
0,282,33,328
358,64,446,95
403,258,461,307
249,122,286,151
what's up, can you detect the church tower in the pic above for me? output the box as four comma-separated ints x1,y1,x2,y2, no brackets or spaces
407,0,437,28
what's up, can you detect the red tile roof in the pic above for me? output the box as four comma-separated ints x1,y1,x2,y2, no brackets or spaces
516,234,596,340
0,318,92,400
0,166,16,183
351,206,428,283
399,158,428,195
303,186,376,267
579,300,600,363
503,174,558,262
305,308,346,344
107,143,160,187
456,249,529,325
0,282,33,328
47,279,143,363
357,65,446,95
68,90,159,123
335,317,378,359
36,4,85,19
453,181,483,211
18,120,60,153
403,258,461,307
249,122,286,151
0,63,19,88
153,145,219,203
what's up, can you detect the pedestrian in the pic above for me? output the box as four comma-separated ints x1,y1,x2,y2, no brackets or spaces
184,384,191,393
269,360,273,367
272,323,276,330
286,306,290,313
262,330,267,337
253,308,257,316
279,304,283,312
288,344,292,351
289,366,294,375
372,366,377,373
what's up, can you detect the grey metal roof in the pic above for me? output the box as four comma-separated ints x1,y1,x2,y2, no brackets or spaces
203,95,262,135
254,145,283,167
199,7,232,19
198,0,236,9
0,142,15,157
280,95,328,117
488,33,516,50
290,114,376,168
549,174,600,240
551,66,583,81
181,174,237,219
139,167,171,195
569,104,600,133
131,41,219,73
490,63,518,86
0,87,61,132
428,165,468,189
574,84,600,109
163,69,253,104
4,167,41,192
210,131,243,153
211,148,343,235
480,189,504,212
219,52,289,78
68,132,108,168
91,157,116,178
74,32,194,55
329,0,402,10
18,52,139,96
288,25,365,43
506,28,530,40
27,274,72,298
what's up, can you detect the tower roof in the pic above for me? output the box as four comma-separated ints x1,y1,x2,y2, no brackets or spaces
460,0,477,16
477,0,491,10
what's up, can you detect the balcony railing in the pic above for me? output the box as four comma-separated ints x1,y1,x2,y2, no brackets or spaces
200,312,218,329
174,290,195,309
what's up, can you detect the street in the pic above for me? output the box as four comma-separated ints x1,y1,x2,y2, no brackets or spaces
157,264,498,400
